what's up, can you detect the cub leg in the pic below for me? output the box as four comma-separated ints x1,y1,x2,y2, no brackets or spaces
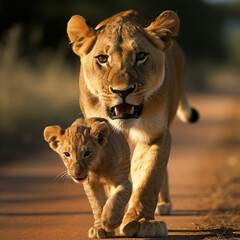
83,181,115,238
155,170,172,215
120,131,171,237
101,170,132,232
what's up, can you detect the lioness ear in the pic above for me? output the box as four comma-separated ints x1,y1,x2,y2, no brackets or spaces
90,121,110,146
146,10,179,51
43,126,64,150
67,15,96,55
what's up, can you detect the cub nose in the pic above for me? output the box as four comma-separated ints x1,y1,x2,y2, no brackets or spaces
110,86,135,99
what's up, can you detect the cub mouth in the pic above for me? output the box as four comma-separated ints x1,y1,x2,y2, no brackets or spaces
108,103,143,120
72,175,88,182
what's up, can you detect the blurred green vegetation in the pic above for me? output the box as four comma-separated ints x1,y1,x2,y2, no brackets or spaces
0,25,80,159
0,0,240,160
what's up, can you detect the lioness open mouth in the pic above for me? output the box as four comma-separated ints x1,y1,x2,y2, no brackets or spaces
108,103,143,119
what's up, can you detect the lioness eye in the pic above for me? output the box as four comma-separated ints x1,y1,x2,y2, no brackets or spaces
63,152,70,158
84,151,91,158
136,52,148,62
96,55,108,64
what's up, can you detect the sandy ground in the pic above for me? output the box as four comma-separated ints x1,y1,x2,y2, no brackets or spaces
0,94,240,240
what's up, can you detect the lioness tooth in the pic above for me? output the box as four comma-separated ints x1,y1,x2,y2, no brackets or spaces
130,106,134,115
115,107,120,116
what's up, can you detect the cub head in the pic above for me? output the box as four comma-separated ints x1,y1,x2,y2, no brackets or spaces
43,119,109,183
67,10,179,130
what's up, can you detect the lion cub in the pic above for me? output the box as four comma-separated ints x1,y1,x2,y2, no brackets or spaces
44,118,131,238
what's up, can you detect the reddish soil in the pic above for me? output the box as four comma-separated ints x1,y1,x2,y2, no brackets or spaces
0,94,240,240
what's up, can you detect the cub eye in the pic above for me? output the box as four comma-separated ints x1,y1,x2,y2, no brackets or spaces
84,151,91,158
63,152,70,158
96,55,108,64
136,52,148,63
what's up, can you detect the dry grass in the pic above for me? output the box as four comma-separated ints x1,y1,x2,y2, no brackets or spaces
0,25,79,159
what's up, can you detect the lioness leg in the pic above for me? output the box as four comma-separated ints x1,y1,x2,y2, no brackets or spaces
155,170,172,215
120,131,171,237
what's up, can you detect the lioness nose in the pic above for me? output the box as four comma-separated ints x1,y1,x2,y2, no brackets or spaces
111,86,135,99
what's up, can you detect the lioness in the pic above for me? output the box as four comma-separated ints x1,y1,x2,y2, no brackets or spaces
44,118,131,238
67,10,199,237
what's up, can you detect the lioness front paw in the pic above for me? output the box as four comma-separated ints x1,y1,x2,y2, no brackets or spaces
120,218,168,238
88,227,115,239
155,202,172,215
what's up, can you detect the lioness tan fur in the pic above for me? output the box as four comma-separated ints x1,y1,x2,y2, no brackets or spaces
67,10,199,237
44,118,131,238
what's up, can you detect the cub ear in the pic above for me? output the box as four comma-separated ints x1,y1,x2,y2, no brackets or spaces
90,121,110,146
67,15,96,55
43,126,64,151
146,10,179,51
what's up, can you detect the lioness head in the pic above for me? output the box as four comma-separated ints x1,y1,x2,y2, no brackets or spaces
43,118,109,183
67,10,179,130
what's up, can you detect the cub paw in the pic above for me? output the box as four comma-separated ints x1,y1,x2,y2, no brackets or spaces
101,206,124,231
120,218,168,237
88,227,115,239
119,220,140,237
102,217,122,232
155,202,172,215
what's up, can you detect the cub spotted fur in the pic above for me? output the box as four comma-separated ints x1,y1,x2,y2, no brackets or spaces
44,118,131,238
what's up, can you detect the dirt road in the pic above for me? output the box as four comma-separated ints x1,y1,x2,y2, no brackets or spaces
1,94,240,240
